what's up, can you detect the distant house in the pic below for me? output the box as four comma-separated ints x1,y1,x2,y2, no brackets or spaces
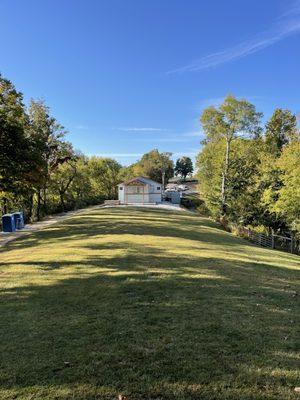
118,176,162,204
166,177,199,195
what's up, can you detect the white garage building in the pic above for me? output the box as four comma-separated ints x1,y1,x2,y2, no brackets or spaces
118,176,162,204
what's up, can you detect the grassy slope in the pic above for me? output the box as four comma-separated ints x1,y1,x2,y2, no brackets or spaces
0,207,299,400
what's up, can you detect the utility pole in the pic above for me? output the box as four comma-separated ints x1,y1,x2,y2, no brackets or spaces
162,169,166,195
160,152,172,196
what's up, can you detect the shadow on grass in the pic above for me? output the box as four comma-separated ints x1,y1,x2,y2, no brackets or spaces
2,207,252,254
0,207,299,399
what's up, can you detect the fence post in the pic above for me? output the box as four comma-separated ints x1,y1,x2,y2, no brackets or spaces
271,235,275,249
291,237,293,254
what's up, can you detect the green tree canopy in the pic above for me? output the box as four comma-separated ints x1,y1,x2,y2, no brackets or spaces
175,156,194,180
0,76,32,212
27,100,75,218
200,95,262,214
134,149,174,184
88,157,122,199
271,140,300,236
265,108,297,156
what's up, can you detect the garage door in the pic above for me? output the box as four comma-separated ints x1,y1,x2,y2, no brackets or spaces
126,194,144,203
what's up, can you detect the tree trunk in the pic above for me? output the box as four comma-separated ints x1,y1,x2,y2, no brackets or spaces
59,192,65,211
162,170,166,194
28,193,34,221
221,138,231,215
3,197,8,214
37,190,41,221
43,184,47,215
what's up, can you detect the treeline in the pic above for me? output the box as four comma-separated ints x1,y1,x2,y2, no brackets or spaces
0,75,125,221
197,95,300,238
0,74,194,222
120,151,193,183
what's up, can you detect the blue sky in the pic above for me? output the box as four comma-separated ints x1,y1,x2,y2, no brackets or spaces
1,0,299,166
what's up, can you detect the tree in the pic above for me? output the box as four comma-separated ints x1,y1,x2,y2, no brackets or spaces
196,140,225,217
197,138,262,222
265,109,297,156
88,157,122,199
257,109,298,232
118,165,136,182
69,155,93,207
200,95,262,215
134,149,174,185
270,140,300,236
175,156,193,180
0,76,31,213
28,100,74,219
49,158,78,211
225,139,263,225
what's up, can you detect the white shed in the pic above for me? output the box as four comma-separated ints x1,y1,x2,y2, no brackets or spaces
118,176,162,204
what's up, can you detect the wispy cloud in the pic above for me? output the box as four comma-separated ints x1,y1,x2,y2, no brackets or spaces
75,125,89,130
148,137,189,143
195,97,226,110
280,0,300,17
139,135,199,143
129,130,204,142
194,95,264,112
114,127,168,132
173,151,198,158
168,1,300,73
183,131,203,137
88,153,143,158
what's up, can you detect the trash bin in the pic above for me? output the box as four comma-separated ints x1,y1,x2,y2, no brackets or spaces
2,214,16,232
169,191,181,204
13,212,25,229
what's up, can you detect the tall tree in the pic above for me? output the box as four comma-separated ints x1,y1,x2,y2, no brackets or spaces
88,157,122,199
197,138,263,223
269,140,300,236
0,76,31,213
49,157,78,211
200,95,262,215
175,156,194,180
28,100,73,219
257,109,298,232
196,140,225,217
265,108,297,156
118,164,136,182
134,149,174,185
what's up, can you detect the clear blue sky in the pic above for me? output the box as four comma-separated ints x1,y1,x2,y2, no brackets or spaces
1,0,299,165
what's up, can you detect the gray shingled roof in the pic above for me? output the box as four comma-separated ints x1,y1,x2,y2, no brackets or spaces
118,176,161,186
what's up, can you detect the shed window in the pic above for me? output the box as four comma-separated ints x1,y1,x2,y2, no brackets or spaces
119,187,123,190
157,186,161,190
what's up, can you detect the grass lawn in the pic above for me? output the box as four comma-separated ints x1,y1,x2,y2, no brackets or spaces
0,206,299,400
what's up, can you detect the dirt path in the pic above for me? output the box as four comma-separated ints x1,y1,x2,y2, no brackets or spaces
0,205,103,248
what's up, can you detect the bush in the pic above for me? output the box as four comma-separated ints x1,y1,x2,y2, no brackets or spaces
181,196,210,216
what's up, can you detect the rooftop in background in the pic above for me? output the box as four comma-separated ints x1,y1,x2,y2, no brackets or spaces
166,178,199,196
168,177,198,184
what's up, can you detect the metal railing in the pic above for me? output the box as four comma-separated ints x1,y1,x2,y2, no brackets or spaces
237,226,300,255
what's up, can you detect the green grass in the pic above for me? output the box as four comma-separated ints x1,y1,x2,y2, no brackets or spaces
0,207,299,400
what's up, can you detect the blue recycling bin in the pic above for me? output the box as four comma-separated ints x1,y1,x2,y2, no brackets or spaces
13,212,25,229
2,214,16,232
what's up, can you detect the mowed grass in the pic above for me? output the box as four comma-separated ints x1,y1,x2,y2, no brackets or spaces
0,207,299,400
